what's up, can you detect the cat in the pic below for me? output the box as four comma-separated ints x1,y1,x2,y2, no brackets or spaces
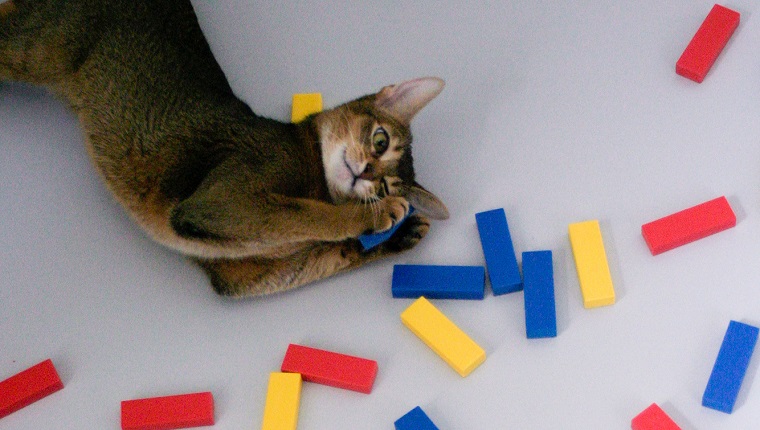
0,0,449,297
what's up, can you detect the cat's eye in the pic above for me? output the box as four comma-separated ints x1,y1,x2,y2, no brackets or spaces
372,127,389,155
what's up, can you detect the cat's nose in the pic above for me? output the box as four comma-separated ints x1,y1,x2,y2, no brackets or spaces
358,164,374,180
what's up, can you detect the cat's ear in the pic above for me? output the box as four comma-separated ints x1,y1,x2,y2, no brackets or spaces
375,77,444,124
404,182,449,220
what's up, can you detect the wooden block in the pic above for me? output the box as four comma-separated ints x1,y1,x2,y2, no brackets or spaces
401,297,486,377
641,196,736,255
522,251,557,339
261,373,302,430
702,320,759,413
631,403,682,430
568,220,615,308
475,208,522,294
121,392,214,430
676,4,740,83
0,359,64,419
394,406,440,430
291,93,323,123
392,264,486,300
281,344,377,394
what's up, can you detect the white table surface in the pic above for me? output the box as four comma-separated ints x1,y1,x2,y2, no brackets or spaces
2,1,760,428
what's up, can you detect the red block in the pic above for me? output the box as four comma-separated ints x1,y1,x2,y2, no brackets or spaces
121,392,214,430
280,344,378,394
0,359,64,419
676,4,740,83
641,196,736,255
631,403,682,430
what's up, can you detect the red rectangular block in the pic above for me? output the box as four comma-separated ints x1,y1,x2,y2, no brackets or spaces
280,344,378,394
631,403,681,430
642,196,736,255
676,4,740,83
121,392,214,430
0,359,64,419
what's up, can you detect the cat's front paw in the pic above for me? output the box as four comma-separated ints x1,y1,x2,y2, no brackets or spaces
370,196,410,233
382,214,430,253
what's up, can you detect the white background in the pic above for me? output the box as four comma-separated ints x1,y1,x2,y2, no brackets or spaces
2,1,760,429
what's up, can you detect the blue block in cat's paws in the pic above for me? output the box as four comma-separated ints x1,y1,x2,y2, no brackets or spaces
359,207,415,251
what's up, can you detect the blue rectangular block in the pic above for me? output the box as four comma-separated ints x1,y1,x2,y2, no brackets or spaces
475,208,522,295
523,251,557,339
392,265,485,300
394,406,439,430
359,207,415,250
702,320,759,413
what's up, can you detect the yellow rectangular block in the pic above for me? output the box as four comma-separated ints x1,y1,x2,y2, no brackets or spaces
291,93,323,123
568,220,616,308
401,297,486,377
261,372,302,430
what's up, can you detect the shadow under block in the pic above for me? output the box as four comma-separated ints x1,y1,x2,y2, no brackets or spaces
261,372,302,430
121,392,214,430
641,196,736,255
291,93,323,123
392,264,486,300
631,403,682,430
394,406,440,430
475,208,522,294
359,207,415,251
522,251,557,339
676,4,740,83
400,297,486,377
280,344,378,394
0,359,64,420
702,320,759,414
568,220,615,308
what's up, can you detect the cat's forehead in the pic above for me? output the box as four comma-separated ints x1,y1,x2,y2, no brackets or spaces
325,102,411,140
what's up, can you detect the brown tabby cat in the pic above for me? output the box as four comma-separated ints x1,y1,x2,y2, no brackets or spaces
0,0,448,297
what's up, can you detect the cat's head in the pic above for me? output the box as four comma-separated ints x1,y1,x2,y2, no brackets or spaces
313,77,449,220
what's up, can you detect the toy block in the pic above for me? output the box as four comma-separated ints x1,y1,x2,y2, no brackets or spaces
475,208,522,294
280,344,378,394
291,93,323,123
359,207,415,251
261,372,302,430
401,297,486,377
641,196,736,255
702,320,759,413
392,264,486,300
121,392,214,430
631,403,682,430
522,251,557,339
0,359,64,420
394,406,440,430
568,220,615,308
676,4,740,83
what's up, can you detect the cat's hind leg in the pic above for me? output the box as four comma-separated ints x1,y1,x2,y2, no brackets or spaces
197,215,431,297
197,243,362,297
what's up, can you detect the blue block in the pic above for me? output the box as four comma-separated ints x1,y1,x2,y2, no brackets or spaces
394,406,440,430
359,207,415,250
392,265,485,300
475,208,522,295
522,251,557,339
702,320,759,413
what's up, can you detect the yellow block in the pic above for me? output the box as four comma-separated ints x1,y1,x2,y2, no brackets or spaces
568,220,616,308
401,297,486,377
291,93,323,123
261,372,302,430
